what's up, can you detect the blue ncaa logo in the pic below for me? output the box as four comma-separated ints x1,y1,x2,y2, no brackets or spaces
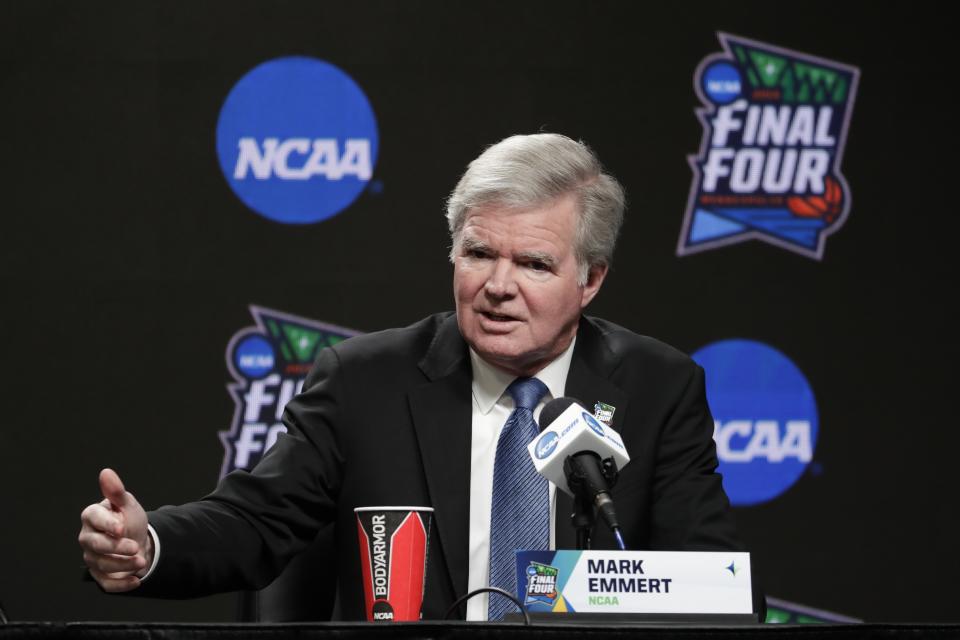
582,412,605,436
692,339,818,506
216,56,379,224
233,334,275,379
701,61,742,105
535,432,560,459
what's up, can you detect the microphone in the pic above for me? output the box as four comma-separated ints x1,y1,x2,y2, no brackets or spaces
528,397,630,547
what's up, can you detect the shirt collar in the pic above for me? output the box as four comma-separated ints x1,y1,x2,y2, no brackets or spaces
469,336,577,415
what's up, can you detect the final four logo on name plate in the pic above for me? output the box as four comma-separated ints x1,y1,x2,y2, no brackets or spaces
525,562,560,606
678,33,860,260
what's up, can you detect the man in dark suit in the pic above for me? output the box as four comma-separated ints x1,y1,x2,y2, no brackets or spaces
79,133,744,620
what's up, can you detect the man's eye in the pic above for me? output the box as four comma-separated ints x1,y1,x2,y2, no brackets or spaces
467,249,489,259
528,261,550,272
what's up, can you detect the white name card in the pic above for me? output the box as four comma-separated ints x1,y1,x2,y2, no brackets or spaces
515,550,753,614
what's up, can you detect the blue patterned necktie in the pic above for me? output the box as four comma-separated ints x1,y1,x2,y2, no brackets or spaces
488,376,550,621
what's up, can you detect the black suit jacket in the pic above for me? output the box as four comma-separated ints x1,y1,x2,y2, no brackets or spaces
141,313,743,619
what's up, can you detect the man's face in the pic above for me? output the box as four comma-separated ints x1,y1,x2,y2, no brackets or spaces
453,194,607,377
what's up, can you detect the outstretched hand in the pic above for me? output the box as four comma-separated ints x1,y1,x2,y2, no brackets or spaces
78,468,152,592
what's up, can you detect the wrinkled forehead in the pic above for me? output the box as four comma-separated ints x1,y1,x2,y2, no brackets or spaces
457,197,578,255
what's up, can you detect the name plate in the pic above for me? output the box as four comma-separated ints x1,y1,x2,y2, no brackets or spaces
515,550,752,615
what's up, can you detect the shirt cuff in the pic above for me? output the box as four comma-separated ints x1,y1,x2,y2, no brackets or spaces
141,523,161,581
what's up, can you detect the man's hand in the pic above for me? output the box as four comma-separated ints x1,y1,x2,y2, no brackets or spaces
78,468,152,592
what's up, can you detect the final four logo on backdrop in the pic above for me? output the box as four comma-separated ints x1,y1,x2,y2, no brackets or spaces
216,57,379,224
678,34,860,259
220,306,358,478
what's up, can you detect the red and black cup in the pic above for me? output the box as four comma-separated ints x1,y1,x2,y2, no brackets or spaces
355,506,433,621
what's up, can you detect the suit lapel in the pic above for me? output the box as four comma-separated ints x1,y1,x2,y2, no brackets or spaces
407,315,473,601
554,316,629,549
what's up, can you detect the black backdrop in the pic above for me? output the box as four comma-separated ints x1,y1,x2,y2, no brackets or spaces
1,0,957,624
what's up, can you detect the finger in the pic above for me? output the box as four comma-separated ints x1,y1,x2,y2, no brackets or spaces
89,568,141,593
83,551,146,574
81,502,123,537
79,530,139,556
99,468,129,510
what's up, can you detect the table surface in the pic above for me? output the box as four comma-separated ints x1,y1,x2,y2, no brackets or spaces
2,621,960,640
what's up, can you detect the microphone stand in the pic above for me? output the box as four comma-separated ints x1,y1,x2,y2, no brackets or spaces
564,454,620,550
569,491,594,550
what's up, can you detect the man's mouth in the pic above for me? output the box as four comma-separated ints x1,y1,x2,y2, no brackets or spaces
481,311,518,322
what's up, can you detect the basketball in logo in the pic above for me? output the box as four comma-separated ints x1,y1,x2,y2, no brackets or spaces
787,176,844,223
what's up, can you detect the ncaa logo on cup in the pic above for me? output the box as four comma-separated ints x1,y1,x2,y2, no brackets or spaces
692,339,819,506
216,56,379,224
535,431,560,459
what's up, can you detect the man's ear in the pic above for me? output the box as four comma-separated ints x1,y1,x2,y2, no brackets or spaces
580,263,608,309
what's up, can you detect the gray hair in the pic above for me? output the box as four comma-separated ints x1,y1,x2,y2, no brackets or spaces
446,133,626,285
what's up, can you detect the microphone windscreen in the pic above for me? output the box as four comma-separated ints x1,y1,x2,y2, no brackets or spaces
538,397,581,431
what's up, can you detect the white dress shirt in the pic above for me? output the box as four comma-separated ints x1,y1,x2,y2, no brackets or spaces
465,338,575,621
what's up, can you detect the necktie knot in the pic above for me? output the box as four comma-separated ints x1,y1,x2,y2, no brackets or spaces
507,377,549,412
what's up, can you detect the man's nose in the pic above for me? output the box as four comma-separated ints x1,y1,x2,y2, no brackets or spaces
484,258,518,299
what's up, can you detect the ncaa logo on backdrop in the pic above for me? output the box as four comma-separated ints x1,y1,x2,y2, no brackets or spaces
678,34,860,259
216,57,378,224
220,306,359,478
692,339,818,506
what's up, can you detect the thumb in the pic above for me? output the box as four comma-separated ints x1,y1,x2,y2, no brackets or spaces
99,468,129,510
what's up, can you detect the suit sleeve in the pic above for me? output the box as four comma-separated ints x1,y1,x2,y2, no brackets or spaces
136,346,346,598
648,363,741,552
